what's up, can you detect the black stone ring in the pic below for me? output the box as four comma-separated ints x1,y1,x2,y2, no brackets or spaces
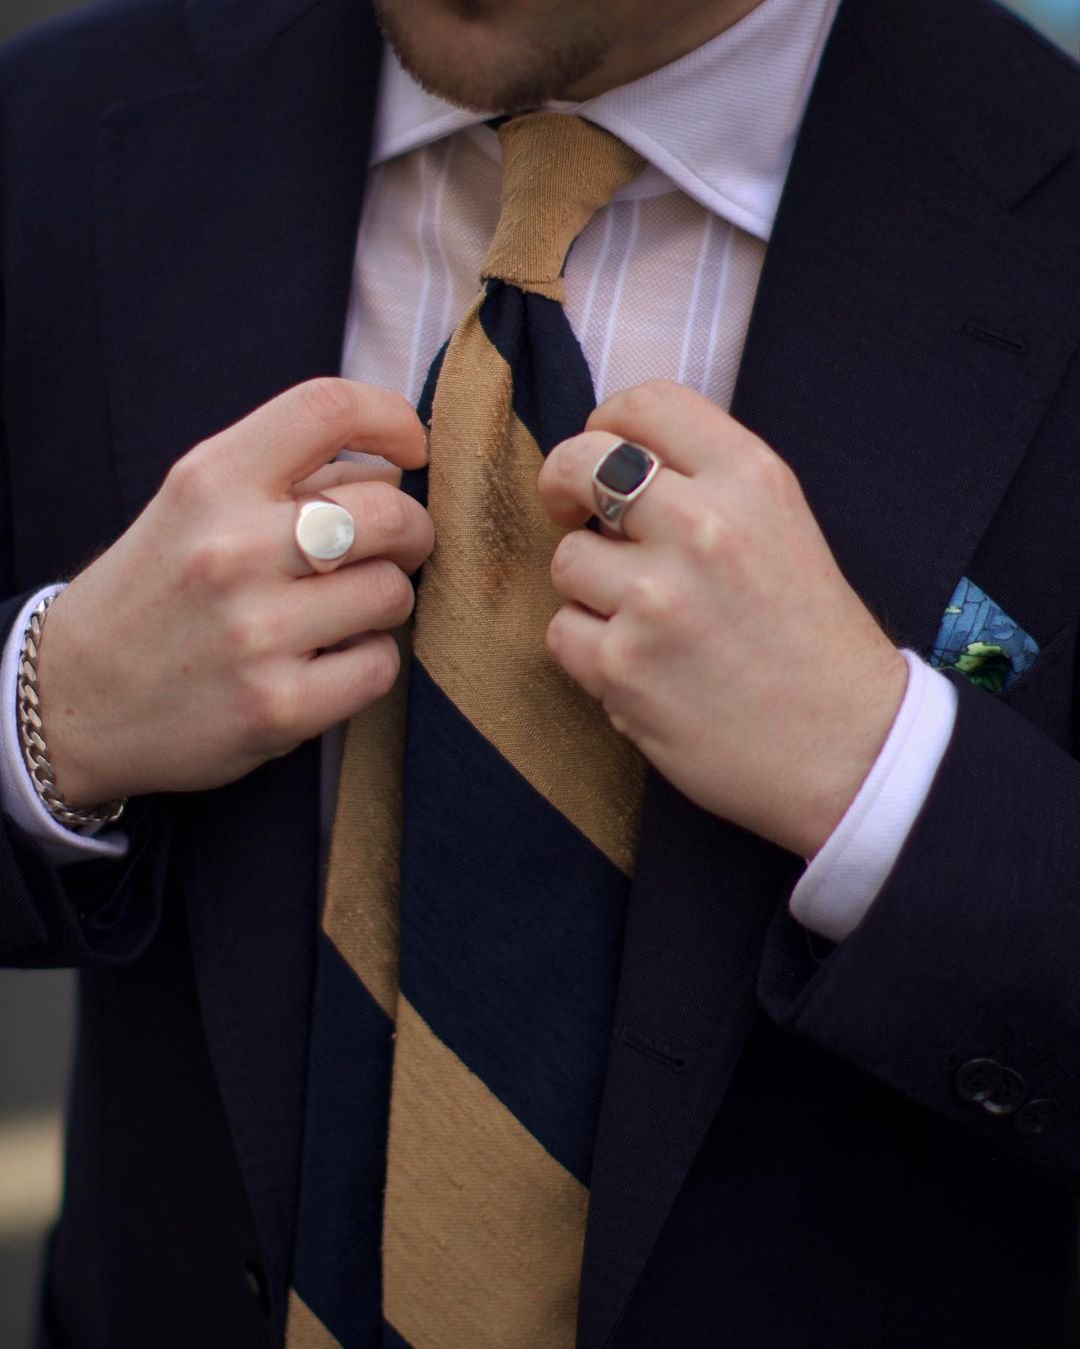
590,440,664,533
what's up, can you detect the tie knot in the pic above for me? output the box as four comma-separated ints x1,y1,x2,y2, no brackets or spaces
480,112,646,302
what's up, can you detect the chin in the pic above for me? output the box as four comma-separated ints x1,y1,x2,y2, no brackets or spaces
374,0,609,113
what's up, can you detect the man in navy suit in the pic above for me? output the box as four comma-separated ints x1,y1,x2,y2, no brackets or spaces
1,0,1079,1344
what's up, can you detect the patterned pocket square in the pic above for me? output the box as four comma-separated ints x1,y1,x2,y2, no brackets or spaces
930,577,1039,693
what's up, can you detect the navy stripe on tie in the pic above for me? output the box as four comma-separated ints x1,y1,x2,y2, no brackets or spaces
400,336,447,512
383,1322,414,1348
478,279,596,456
397,661,629,1185
292,935,394,1349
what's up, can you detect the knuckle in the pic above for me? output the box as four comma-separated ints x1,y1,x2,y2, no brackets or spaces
554,440,584,484
367,560,413,621
677,500,730,559
598,625,635,690
242,668,301,745
615,379,676,422
550,532,582,587
361,481,408,539
183,534,246,592
358,634,400,700
638,377,682,404
602,701,632,739
614,384,651,421
297,377,357,430
627,572,671,621
545,608,568,655
164,446,216,509
748,446,796,501
222,606,273,662
385,389,421,437
417,508,436,558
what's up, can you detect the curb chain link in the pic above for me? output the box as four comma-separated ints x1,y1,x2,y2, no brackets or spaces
16,595,127,829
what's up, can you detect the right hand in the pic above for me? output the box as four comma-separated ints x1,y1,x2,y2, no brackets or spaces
36,378,433,809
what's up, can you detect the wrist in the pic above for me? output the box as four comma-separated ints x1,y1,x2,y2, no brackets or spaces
28,591,128,817
786,643,909,858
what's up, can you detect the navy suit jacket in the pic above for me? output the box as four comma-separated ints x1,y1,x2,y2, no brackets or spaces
2,0,1080,1345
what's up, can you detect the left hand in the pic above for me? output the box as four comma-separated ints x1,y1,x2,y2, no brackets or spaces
537,380,908,858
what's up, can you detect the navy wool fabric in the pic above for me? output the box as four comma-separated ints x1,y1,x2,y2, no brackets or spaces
290,935,394,1348
479,278,596,456
398,664,628,1184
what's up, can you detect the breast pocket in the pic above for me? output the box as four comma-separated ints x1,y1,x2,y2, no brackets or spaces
997,618,1078,752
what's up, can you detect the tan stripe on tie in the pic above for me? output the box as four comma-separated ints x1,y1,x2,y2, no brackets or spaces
415,294,644,876
480,113,647,302
285,1291,345,1349
321,634,410,1018
382,999,589,1349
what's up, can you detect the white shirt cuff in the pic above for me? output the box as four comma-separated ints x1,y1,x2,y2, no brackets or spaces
789,649,958,943
1,585,130,865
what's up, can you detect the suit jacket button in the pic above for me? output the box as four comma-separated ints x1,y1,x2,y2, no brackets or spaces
243,1259,270,1316
982,1067,1026,1115
1014,1098,1058,1136
954,1058,1002,1103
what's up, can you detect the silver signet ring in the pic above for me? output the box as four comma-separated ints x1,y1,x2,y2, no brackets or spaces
294,498,356,573
591,440,663,534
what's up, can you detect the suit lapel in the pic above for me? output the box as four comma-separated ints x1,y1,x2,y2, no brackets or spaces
96,0,379,518
95,0,381,1317
580,0,1078,1342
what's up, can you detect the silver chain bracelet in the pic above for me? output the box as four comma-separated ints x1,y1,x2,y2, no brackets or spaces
16,595,127,828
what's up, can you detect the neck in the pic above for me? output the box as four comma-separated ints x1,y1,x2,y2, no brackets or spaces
559,0,766,99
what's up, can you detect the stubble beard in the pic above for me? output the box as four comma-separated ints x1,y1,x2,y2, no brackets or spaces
373,0,613,113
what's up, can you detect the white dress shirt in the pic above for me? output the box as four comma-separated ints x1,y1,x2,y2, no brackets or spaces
0,0,958,938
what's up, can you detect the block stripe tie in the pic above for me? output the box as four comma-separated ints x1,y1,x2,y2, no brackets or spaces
287,113,647,1349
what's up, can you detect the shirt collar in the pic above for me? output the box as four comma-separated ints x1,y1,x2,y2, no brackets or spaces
369,0,841,241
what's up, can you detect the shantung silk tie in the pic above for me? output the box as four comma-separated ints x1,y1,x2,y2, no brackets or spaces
287,113,647,1349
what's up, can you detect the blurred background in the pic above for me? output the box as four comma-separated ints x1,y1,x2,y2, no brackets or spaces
0,0,1077,1345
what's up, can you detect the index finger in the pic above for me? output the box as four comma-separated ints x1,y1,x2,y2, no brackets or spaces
587,379,758,476
203,378,428,491
292,456,404,496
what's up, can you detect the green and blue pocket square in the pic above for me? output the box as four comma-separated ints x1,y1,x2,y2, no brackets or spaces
930,577,1038,693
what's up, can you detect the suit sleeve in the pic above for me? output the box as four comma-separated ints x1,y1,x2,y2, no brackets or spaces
789,651,958,941
0,419,171,969
758,634,1080,1190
